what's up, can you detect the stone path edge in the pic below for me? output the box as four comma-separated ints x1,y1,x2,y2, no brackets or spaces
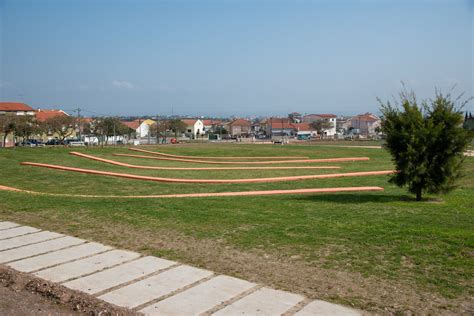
1,221,364,315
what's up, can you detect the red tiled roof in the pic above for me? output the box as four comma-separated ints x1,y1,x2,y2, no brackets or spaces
351,113,379,122
304,113,337,119
229,119,251,126
318,114,337,118
121,120,140,129
202,119,223,126
292,123,315,131
35,109,69,122
0,102,34,112
270,122,295,129
182,119,200,126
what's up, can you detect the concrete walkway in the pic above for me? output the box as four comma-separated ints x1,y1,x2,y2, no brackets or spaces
0,221,361,315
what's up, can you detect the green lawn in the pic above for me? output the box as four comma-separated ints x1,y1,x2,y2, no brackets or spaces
0,144,472,313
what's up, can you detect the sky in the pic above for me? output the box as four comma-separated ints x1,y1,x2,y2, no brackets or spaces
0,0,472,117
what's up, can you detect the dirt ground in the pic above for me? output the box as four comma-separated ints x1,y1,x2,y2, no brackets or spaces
0,266,137,316
0,285,82,316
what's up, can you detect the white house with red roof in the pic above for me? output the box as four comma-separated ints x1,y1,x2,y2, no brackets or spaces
121,119,156,138
302,114,337,137
182,119,204,138
0,102,35,116
0,103,36,146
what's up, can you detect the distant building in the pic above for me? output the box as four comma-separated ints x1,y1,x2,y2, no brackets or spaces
202,119,224,134
302,114,337,137
0,102,36,147
228,119,251,137
182,119,204,138
36,109,76,141
121,119,156,138
293,123,317,139
35,109,69,122
266,118,294,136
0,102,35,116
336,115,351,133
343,113,381,136
288,112,302,123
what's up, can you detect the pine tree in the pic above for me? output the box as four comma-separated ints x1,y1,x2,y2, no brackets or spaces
379,89,470,201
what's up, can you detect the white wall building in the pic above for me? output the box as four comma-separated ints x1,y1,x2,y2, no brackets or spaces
182,119,204,138
302,114,337,137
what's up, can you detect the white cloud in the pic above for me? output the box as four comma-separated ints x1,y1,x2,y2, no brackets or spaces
112,80,138,90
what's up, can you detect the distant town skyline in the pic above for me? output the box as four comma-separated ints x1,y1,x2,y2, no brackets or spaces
1,0,473,116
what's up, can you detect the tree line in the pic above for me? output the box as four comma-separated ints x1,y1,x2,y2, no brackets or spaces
0,114,190,147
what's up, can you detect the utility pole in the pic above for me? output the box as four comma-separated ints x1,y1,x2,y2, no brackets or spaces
74,107,82,141
156,114,160,145
281,118,284,143
138,118,142,145
148,122,151,145
270,117,273,139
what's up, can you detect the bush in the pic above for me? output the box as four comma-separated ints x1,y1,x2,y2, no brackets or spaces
379,88,471,201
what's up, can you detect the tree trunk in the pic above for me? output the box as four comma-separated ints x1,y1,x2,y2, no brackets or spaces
415,189,422,201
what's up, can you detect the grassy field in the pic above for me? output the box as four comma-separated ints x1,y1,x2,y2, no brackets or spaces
0,143,472,313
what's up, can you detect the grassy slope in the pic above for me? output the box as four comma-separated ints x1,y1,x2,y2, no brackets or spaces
0,144,472,312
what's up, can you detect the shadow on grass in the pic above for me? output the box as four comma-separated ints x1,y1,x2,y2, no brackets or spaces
291,193,416,204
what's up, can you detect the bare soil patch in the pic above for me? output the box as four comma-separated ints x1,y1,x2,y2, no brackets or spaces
0,265,137,315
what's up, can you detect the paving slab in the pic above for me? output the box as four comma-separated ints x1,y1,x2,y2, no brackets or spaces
0,236,84,264
8,242,111,272
140,275,256,316
0,226,40,240
0,231,63,251
295,300,361,316
34,249,141,283
0,221,362,315
213,287,304,316
63,256,176,295
99,265,213,309
0,221,20,231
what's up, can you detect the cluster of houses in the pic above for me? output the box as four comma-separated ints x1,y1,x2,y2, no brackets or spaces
0,101,383,146
0,102,74,146
119,113,381,141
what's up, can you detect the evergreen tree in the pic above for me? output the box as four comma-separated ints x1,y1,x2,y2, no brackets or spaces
379,88,470,201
